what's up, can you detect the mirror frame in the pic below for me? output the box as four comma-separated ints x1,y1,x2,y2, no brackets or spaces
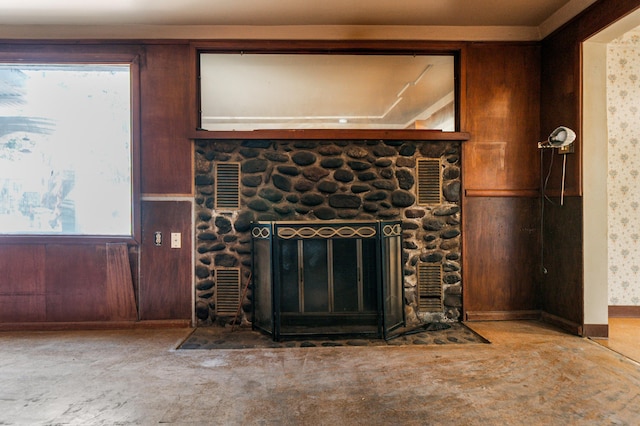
189,40,469,141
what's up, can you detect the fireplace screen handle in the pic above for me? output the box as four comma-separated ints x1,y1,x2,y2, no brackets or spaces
298,264,304,313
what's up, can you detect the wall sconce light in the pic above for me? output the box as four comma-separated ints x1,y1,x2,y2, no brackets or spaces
539,126,577,275
538,126,576,149
539,126,576,207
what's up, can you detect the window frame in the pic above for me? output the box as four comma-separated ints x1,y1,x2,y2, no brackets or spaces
0,46,141,244
189,40,469,141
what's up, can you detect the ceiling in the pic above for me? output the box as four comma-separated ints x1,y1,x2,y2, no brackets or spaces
0,0,598,40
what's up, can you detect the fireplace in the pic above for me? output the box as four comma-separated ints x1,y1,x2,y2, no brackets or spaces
251,220,405,340
194,139,463,328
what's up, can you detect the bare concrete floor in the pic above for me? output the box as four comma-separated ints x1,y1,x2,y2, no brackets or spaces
1,320,639,425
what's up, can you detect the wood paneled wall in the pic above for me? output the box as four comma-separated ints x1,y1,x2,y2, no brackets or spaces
138,44,193,323
0,37,589,327
539,197,583,329
540,0,640,333
0,245,45,323
0,42,193,328
462,43,543,320
140,44,192,195
139,201,192,321
2,3,636,328
463,43,541,195
0,244,136,325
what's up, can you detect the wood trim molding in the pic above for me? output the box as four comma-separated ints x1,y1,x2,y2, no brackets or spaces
190,39,467,54
465,310,541,321
609,305,640,318
540,311,582,336
0,320,191,332
464,189,540,197
582,324,609,338
190,129,470,141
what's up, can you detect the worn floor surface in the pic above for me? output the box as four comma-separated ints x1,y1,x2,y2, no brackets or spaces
1,320,640,425
592,317,640,364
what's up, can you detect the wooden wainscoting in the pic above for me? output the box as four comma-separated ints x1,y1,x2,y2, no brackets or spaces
139,200,193,321
0,243,137,325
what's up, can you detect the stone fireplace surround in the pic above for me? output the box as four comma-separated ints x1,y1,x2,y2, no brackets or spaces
194,139,462,327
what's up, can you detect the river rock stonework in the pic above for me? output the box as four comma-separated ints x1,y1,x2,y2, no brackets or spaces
194,140,462,326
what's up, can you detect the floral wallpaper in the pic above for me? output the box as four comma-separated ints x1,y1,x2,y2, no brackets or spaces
607,28,640,305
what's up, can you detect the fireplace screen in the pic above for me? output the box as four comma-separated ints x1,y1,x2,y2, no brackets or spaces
251,220,404,340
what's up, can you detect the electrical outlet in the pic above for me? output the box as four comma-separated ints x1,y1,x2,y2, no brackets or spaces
170,232,181,249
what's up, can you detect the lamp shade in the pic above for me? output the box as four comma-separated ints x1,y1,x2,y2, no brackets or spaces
538,126,576,148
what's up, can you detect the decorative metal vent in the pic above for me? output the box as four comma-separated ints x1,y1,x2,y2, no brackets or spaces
416,158,442,205
417,264,443,312
214,162,240,210
215,268,241,315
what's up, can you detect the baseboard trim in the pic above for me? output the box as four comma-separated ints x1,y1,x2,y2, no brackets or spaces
0,319,192,332
465,310,541,321
582,323,609,338
609,305,640,318
540,311,582,336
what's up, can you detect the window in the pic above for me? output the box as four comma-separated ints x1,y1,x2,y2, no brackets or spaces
0,63,135,237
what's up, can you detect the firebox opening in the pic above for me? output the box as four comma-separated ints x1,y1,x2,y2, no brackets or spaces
252,220,405,341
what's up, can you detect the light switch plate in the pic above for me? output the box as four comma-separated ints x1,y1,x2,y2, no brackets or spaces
170,232,181,249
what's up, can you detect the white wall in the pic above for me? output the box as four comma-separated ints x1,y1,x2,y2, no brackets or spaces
606,28,640,306
582,41,609,325
584,11,640,324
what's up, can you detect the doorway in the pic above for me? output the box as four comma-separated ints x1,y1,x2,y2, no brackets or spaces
583,10,640,340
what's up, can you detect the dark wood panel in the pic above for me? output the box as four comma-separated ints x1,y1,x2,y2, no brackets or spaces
140,44,192,195
105,243,138,321
539,196,583,325
452,43,543,320
0,245,46,322
128,245,140,310
541,25,581,197
572,0,640,41
0,243,138,323
537,0,640,330
462,197,541,315
44,245,109,321
463,43,540,192
139,200,192,320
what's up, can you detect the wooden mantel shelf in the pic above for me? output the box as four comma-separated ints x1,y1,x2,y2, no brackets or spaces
190,129,470,141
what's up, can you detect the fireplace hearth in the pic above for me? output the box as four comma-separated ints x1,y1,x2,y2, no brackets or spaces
251,220,405,340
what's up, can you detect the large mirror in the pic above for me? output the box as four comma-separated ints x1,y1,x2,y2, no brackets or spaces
199,53,455,131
